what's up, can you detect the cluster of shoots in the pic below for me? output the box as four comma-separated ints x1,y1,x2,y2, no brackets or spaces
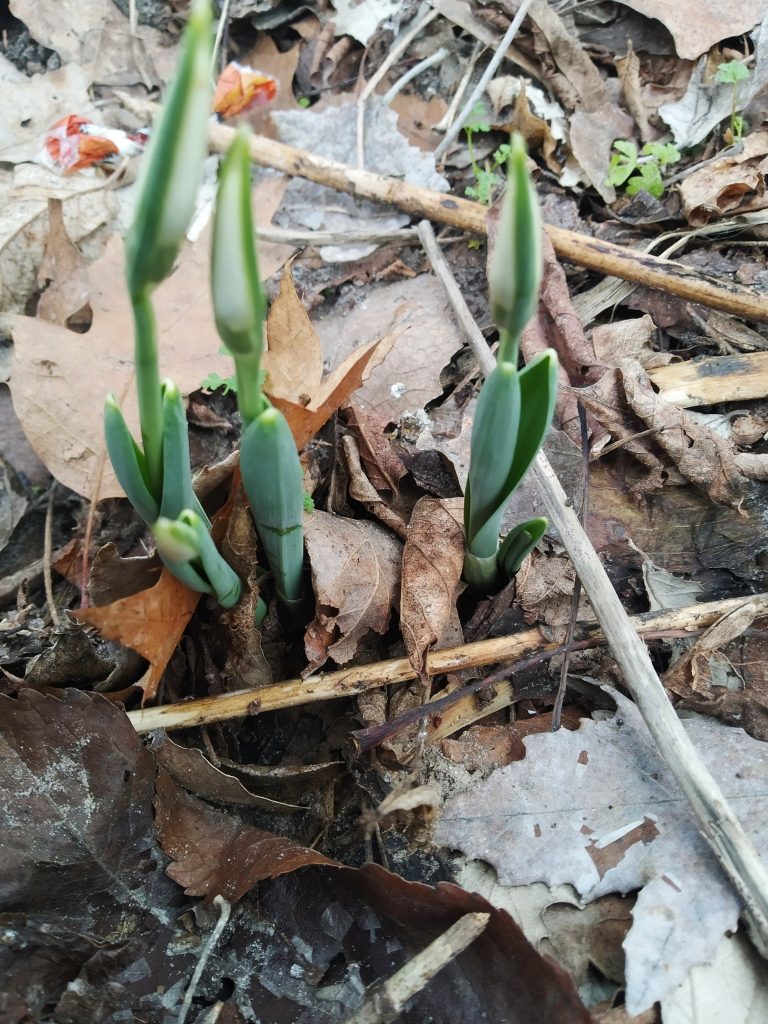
104,0,304,612
463,135,558,592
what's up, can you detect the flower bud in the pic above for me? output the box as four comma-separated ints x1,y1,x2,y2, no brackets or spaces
125,0,212,298
488,133,542,359
211,128,266,359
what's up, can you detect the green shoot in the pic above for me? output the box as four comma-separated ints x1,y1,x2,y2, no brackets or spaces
715,60,750,141
607,139,681,199
463,102,510,205
463,134,558,592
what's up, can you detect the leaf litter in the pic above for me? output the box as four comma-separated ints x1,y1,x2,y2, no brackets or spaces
3,0,768,1020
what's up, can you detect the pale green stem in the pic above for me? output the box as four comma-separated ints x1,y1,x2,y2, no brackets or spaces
233,352,265,427
133,290,164,498
497,326,520,365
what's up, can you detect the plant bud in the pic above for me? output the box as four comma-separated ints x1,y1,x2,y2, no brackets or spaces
488,133,542,358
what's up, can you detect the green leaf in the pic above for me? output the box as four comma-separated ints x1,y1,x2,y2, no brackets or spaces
158,379,209,526
463,101,491,134
240,407,305,607
626,161,664,198
104,394,160,525
716,60,749,85
642,141,680,169
606,140,638,186
497,516,547,577
464,362,521,559
200,371,238,394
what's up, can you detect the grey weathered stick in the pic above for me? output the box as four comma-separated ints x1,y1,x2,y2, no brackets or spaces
343,912,490,1024
416,217,768,956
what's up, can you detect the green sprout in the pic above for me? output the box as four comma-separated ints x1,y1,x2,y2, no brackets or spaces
104,0,242,608
463,102,510,205
606,140,681,199
715,60,750,141
463,134,558,592
211,129,306,612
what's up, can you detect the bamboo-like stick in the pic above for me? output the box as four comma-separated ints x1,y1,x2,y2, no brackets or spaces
128,595,758,733
417,218,768,957
115,94,768,324
210,121,768,324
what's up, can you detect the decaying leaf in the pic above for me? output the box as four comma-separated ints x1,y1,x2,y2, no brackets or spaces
436,691,768,1013
569,102,634,204
263,261,324,403
0,163,116,315
36,198,90,326
0,689,175,929
74,567,201,703
680,131,768,225
400,497,465,681
613,0,767,59
314,275,466,422
304,509,402,670
592,314,672,369
154,769,333,900
0,63,95,163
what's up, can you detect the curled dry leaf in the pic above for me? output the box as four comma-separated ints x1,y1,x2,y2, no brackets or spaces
263,261,324,404
73,567,200,703
0,689,175,929
303,509,402,671
149,731,301,813
680,131,768,226
400,497,465,681
154,769,334,901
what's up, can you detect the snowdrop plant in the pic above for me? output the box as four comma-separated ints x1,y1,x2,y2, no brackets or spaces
211,131,305,611
104,0,242,607
463,134,558,592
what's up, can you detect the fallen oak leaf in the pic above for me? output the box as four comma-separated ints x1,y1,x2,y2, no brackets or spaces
73,567,200,703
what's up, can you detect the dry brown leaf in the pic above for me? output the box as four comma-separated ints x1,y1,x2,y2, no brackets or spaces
680,131,768,225
314,275,466,422
10,195,291,500
516,550,593,634
400,497,464,681
343,401,408,493
149,732,300,813
73,567,200,703
389,94,449,152
619,357,744,507
342,434,408,539
591,315,672,369
569,103,635,204
36,198,90,326
303,509,402,670
613,0,767,60
263,261,323,402
154,769,334,901
616,42,655,143
270,332,395,449
10,0,177,86
527,0,609,112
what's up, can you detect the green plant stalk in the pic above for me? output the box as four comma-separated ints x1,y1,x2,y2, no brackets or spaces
240,407,304,608
159,380,211,526
232,352,265,426
132,290,164,498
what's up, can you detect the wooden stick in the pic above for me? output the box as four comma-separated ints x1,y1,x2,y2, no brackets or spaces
205,122,768,324
417,218,768,957
116,95,768,323
128,595,758,733
343,912,490,1024
648,352,768,408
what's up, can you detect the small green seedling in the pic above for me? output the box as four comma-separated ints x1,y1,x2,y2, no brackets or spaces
104,0,242,608
463,134,558,592
715,60,750,141
606,139,681,199
463,102,511,205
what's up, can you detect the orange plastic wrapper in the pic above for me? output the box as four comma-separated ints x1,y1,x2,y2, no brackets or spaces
42,115,147,174
213,61,278,120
